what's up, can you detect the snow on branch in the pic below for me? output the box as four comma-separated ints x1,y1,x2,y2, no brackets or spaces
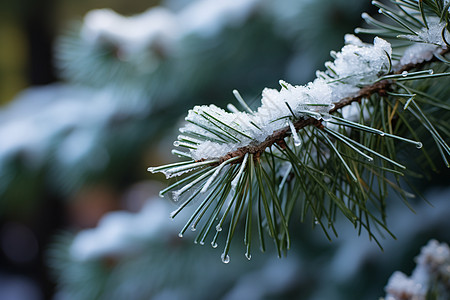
153,8,450,166
167,35,392,162
147,1,450,261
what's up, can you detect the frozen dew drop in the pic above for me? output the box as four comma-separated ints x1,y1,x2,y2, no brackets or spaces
173,141,181,147
194,240,198,244
379,132,385,136
416,142,423,149
216,225,222,232
328,104,335,110
158,191,164,198
211,242,218,248
221,253,230,264
178,233,183,238
191,226,196,232
366,157,374,162
199,241,205,246
245,252,252,260
288,119,302,147
402,71,408,77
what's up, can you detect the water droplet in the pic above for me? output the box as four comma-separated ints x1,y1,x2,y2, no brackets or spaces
199,241,205,245
173,141,180,147
429,70,434,75
245,253,252,260
178,233,183,238
416,142,423,149
314,218,319,225
194,240,198,244
379,132,385,136
378,8,383,13
288,119,302,147
211,242,218,248
216,225,222,232
366,157,374,162
329,104,335,110
402,71,408,77
191,226,196,232
221,253,230,264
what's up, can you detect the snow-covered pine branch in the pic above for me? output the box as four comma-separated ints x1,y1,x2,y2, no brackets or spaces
158,35,391,163
149,0,450,262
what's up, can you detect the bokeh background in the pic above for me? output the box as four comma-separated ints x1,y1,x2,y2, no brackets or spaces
0,0,449,299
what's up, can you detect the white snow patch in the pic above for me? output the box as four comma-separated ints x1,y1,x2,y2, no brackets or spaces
80,0,261,58
400,43,439,65
81,8,178,56
384,239,450,300
70,198,181,261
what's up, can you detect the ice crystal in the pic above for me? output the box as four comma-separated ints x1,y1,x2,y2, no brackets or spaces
323,35,392,86
400,18,448,47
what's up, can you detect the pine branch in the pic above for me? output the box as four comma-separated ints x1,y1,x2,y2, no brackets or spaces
149,0,450,262
209,50,449,166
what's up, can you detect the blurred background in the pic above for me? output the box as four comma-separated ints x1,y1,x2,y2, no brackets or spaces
0,0,449,299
